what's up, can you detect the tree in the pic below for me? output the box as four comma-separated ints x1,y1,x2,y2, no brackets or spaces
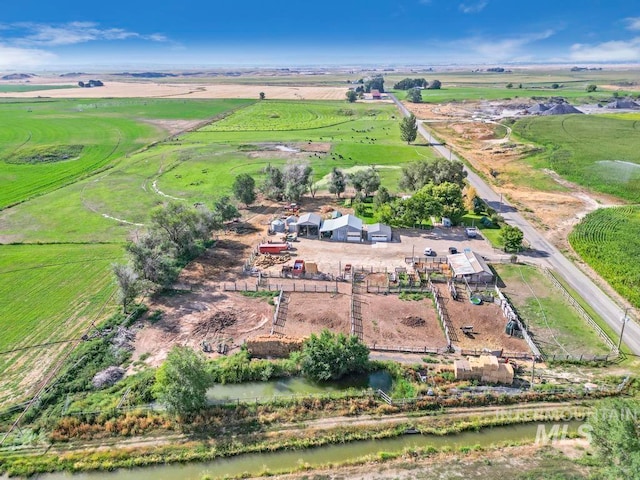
260,164,285,200
399,158,467,191
364,75,384,93
154,346,210,417
301,330,369,382
345,90,357,103
430,182,466,224
259,92,265,100
393,78,427,90
328,167,346,198
112,263,141,313
127,231,179,288
551,83,560,89
400,114,418,144
506,82,513,89
283,161,313,202
150,202,201,258
588,399,640,479
373,185,392,210
212,196,239,223
406,87,423,103
586,84,597,92
428,79,442,90
349,167,380,197
500,224,524,252
232,173,256,207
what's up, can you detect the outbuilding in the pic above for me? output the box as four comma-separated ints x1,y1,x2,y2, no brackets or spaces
320,214,363,242
270,219,285,233
447,250,494,283
367,223,392,242
295,212,323,238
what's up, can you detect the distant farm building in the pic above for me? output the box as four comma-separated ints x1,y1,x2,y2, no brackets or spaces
370,89,382,99
447,250,494,283
295,212,322,238
270,219,286,233
366,223,392,242
320,214,363,242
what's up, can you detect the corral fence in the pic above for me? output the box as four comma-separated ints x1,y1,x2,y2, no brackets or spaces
369,344,449,355
494,286,542,360
540,268,619,356
366,285,433,294
427,277,455,349
222,282,338,294
459,348,534,360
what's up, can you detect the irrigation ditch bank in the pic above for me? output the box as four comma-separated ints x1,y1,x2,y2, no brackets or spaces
0,405,593,478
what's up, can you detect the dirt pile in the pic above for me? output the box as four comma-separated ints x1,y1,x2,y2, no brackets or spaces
246,335,304,358
111,327,136,352
401,316,426,327
254,253,291,267
92,366,125,389
193,311,237,336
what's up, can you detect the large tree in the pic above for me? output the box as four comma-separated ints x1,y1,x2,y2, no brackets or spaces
260,164,285,200
112,263,141,313
364,75,384,93
500,224,524,252
428,79,442,90
232,173,256,207
345,90,357,103
154,346,210,417
406,87,423,103
399,158,467,191
328,167,346,198
283,161,313,202
373,185,392,210
301,330,369,382
150,202,201,257
349,167,380,197
400,114,418,144
126,231,179,289
393,78,427,90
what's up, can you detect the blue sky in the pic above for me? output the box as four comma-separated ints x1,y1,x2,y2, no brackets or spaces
1,0,640,68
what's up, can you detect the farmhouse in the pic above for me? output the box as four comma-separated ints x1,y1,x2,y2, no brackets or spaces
320,214,363,242
295,212,322,238
371,89,382,99
366,223,392,242
447,250,494,283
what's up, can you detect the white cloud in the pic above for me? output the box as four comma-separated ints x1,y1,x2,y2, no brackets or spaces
450,29,555,62
625,17,640,31
569,38,640,62
9,22,168,47
0,44,56,67
459,1,488,14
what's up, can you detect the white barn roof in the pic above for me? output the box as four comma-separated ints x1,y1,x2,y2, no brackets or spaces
297,212,322,226
368,223,391,236
320,214,363,232
448,250,492,276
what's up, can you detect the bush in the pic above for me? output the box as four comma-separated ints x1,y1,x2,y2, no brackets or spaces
301,330,369,382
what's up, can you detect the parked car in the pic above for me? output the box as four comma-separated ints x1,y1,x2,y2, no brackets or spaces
424,247,434,256
448,246,458,255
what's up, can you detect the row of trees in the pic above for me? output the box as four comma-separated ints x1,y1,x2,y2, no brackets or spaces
113,200,238,311
326,166,381,199
154,330,369,417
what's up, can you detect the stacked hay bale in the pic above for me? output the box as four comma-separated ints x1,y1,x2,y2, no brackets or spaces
454,355,514,384
246,335,304,358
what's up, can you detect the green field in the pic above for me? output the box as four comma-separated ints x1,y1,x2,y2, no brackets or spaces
0,98,252,209
396,86,632,104
495,264,612,357
0,243,123,406
512,114,640,202
0,84,77,93
569,206,640,309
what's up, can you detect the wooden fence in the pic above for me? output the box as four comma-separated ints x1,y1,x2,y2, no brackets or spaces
494,286,542,360
223,282,338,294
428,277,455,348
369,344,448,355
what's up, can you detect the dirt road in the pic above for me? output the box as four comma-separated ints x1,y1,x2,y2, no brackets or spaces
390,94,640,356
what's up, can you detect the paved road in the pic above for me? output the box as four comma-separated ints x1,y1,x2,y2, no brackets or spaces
390,94,640,356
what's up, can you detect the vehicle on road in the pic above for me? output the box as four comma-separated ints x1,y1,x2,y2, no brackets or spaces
424,247,434,256
448,247,458,255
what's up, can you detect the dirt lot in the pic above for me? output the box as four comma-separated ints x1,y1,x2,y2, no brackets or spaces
361,293,447,349
283,292,351,338
0,81,348,100
444,288,530,353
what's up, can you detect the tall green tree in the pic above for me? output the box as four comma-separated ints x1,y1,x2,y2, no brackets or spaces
364,75,384,93
112,263,141,313
500,224,524,252
261,164,285,200
428,79,442,89
406,87,423,103
301,330,369,382
399,158,467,191
345,90,357,103
349,167,380,197
328,167,346,198
373,185,392,210
283,161,313,202
154,346,210,417
232,173,257,207
400,114,418,144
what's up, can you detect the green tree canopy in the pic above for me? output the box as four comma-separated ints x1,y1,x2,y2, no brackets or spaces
500,224,524,252
586,84,597,92
112,263,141,313
428,79,442,89
373,185,392,210
399,158,467,191
232,173,257,207
400,113,418,144
349,166,380,197
154,346,210,417
393,78,428,90
346,90,357,103
328,167,346,198
406,87,423,103
364,75,385,93
260,164,285,200
301,330,369,382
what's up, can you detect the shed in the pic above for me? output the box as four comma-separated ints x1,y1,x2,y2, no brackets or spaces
371,89,381,99
296,212,322,238
284,215,297,226
320,214,363,242
270,219,285,233
447,250,494,283
367,223,392,242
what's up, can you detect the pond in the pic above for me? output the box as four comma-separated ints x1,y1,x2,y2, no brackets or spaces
206,371,393,403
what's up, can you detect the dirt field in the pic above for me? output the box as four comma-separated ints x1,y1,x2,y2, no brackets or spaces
444,288,530,353
361,293,447,349
283,292,351,337
0,81,348,100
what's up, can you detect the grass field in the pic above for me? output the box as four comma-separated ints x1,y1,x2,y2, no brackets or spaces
0,85,77,93
495,264,612,357
0,98,252,209
569,206,640,309
512,114,640,202
0,243,123,406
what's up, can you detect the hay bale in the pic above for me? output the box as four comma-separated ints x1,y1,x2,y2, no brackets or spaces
92,366,125,389
246,335,304,358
